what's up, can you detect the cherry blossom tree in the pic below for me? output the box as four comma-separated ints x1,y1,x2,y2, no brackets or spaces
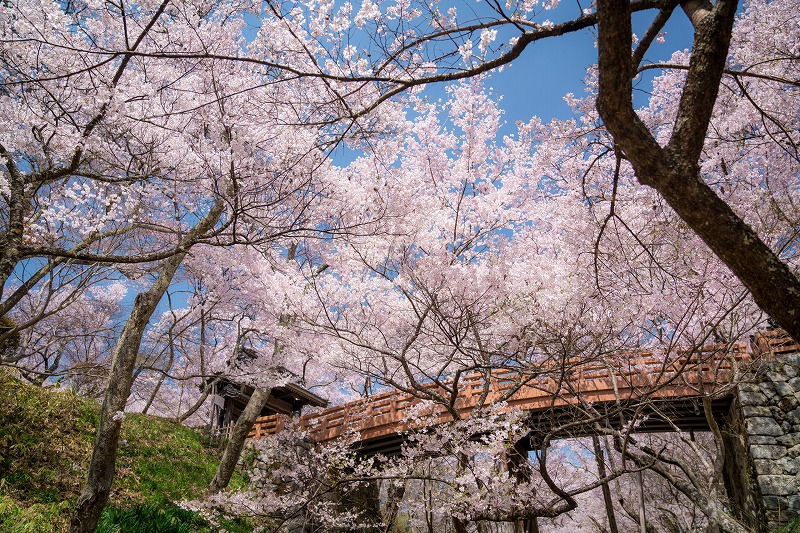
252,73,762,530
0,0,376,529
186,0,799,341
2,0,795,529
190,411,612,532
195,408,734,531
164,0,793,527
16,281,126,393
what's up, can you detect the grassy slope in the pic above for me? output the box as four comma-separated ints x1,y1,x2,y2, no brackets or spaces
0,372,236,532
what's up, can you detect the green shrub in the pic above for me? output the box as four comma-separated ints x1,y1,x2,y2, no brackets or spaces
97,503,204,533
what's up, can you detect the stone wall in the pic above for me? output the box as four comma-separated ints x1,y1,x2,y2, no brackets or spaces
736,350,800,529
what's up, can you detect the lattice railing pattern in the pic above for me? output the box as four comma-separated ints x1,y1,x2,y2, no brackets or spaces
249,336,795,446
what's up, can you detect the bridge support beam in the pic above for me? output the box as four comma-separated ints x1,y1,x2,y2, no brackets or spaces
727,350,800,530
506,439,540,533
340,479,382,532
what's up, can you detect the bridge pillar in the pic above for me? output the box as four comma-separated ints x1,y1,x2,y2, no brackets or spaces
506,439,540,533
729,348,800,530
338,479,382,532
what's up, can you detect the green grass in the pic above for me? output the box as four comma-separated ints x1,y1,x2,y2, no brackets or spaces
0,495,73,533
0,372,247,532
95,503,252,533
113,412,230,505
776,517,800,533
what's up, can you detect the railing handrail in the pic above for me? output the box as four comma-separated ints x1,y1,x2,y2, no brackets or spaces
247,338,788,444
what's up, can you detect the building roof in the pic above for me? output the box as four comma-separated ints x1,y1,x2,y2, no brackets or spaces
217,378,328,418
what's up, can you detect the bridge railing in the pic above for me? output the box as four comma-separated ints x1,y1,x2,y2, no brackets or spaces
248,339,779,444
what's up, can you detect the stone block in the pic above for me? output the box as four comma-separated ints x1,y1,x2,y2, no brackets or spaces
777,432,800,447
749,435,778,445
747,417,784,437
751,445,787,460
762,495,782,510
765,510,786,526
789,377,800,392
777,455,800,475
767,371,790,383
788,443,800,458
759,382,777,399
758,475,798,496
766,507,800,528
775,381,797,397
789,494,800,511
739,388,769,406
742,405,773,417
780,396,800,414
784,354,800,368
754,459,786,475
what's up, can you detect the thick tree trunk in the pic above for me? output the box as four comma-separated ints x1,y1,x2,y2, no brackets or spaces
596,0,800,344
0,151,26,299
208,386,272,495
69,199,223,533
680,0,713,27
382,480,406,533
69,253,188,533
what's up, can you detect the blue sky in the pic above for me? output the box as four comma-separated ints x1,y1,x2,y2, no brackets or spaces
324,4,698,168
461,8,697,126
239,2,697,128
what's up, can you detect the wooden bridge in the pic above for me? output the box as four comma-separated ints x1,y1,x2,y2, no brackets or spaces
249,331,797,454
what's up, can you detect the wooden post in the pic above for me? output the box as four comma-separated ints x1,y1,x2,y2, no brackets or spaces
509,439,539,533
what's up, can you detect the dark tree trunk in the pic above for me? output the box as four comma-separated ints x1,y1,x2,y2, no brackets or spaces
452,517,469,533
596,0,800,344
382,480,406,533
593,436,619,533
69,253,188,533
208,386,272,495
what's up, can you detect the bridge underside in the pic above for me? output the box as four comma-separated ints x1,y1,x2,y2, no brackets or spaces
351,395,735,456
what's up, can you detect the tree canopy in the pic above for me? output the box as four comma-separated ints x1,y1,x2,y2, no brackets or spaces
0,0,798,530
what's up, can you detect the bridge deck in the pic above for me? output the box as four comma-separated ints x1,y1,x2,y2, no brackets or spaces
249,335,794,453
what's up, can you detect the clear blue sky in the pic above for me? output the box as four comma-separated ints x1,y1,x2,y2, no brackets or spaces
457,7,697,127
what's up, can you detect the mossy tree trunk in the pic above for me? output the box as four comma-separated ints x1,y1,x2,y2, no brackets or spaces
209,386,272,495
69,199,224,533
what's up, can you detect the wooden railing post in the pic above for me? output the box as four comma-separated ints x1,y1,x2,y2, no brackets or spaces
245,343,776,451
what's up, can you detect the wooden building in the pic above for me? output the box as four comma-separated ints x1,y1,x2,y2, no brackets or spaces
209,377,328,432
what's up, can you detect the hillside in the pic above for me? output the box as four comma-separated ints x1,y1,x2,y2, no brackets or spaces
0,372,244,532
